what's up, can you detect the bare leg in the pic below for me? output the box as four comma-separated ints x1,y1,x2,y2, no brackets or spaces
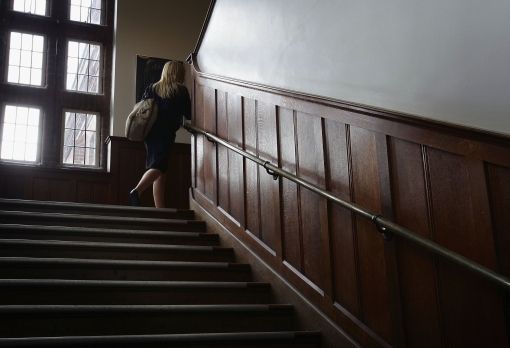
153,173,167,208
132,168,162,195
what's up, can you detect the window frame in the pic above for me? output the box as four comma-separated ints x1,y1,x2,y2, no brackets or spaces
5,29,48,88
60,108,100,168
0,0,114,171
65,38,104,95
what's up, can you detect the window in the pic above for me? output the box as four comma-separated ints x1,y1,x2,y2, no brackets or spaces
63,111,98,166
13,0,47,16
1,104,40,163
66,40,102,94
70,0,103,25
7,32,45,86
0,1,113,169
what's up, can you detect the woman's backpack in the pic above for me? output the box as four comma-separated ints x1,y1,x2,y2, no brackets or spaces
125,92,158,141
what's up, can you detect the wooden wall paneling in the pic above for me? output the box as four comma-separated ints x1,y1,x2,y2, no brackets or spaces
194,84,205,193
32,177,75,202
324,120,360,316
389,138,443,348
191,133,196,190
486,164,510,336
191,72,510,348
30,178,52,201
116,143,147,205
375,134,406,347
226,94,245,226
216,90,229,211
278,107,302,271
243,97,261,240
349,126,393,343
165,145,192,209
256,101,280,255
203,86,217,203
0,174,26,199
295,111,330,293
1,136,190,208
426,148,508,347
106,137,120,203
76,181,110,204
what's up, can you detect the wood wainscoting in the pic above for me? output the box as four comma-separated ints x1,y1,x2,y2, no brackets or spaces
0,137,191,209
190,67,510,347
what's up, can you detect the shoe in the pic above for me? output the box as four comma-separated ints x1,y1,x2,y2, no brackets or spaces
129,189,141,206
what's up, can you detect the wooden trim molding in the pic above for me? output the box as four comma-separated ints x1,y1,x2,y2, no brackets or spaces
189,55,510,148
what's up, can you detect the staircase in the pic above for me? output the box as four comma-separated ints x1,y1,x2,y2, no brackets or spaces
0,198,321,347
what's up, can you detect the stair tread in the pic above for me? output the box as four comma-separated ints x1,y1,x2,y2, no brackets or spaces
0,198,192,215
0,278,270,288
0,210,202,225
0,257,248,269
0,238,230,251
0,224,215,238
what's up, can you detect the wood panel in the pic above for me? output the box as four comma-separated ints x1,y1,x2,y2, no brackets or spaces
217,90,229,211
389,138,442,348
203,86,217,203
486,164,510,337
350,126,392,342
296,112,329,292
256,101,280,254
427,149,508,348
324,120,359,316
226,94,244,225
194,83,205,193
278,107,301,270
191,72,510,348
243,97,260,239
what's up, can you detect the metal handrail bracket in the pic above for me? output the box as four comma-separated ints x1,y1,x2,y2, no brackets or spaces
185,124,510,291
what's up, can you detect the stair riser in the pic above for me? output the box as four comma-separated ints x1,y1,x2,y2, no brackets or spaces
0,311,293,337
0,266,251,282
0,216,205,232
0,231,218,245
0,287,271,305
0,247,234,262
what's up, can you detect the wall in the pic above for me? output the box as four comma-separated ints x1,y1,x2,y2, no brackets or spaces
197,0,510,136
112,0,210,142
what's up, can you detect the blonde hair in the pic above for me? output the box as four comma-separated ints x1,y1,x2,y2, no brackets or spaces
154,61,184,98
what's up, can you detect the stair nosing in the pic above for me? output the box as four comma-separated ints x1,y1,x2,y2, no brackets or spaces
0,256,250,270
0,198,192,214
0,238,231,252
0,224,215,238
0,210,202,225
0,278,270,288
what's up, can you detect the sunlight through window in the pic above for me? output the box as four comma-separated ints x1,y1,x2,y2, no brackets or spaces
1,105,40,162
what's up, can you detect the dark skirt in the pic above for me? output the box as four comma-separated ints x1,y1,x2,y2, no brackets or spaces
144,133,176,173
